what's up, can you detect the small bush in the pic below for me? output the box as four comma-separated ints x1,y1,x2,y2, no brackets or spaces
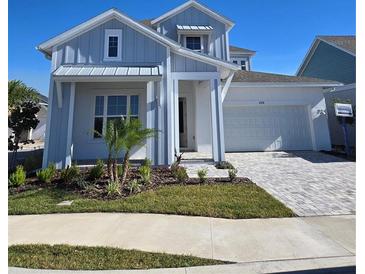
142,158,152,168
74,176,91,190
117,165,123,177
88,160,104,181
228,168,238,182
173,166,188,183
106,181,120,196
61,165,80,183
197,168,208,183
9,165,26,187
36,163,56,183
215,161,235,170
127,179,142,194
138,165,151,185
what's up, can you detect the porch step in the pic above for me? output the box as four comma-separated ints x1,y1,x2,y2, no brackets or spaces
181,159,214,165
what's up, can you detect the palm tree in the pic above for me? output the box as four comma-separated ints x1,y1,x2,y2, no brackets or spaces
119,117,156,187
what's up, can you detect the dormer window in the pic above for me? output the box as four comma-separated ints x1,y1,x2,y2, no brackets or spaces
104,29,122,61
186,36,202,52
232,58,248,71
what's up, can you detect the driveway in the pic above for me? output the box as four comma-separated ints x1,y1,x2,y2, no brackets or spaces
226,151,356,216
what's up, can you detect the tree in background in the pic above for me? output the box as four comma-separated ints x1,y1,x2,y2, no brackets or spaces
8,80,41,170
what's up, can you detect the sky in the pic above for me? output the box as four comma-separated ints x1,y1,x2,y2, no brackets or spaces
9,0,355,95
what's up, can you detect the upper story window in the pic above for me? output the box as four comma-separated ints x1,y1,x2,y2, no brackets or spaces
104,29,122,61
185,36,202,52
232,58,248,71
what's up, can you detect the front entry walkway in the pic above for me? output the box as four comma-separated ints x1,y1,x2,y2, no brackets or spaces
226,151,356,216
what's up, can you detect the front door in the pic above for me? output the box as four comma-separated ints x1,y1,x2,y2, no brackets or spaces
179,98,188,148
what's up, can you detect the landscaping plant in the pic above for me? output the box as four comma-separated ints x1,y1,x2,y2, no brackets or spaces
88,159,104,181
9,165,26,187
127,179,142,194
106,181,120,196
228,168,238,182
215,161,235,170
142,157,152,168
61,165,80,184
173,166,188,183
138,165,151,185
36,163,56,183
197,168,208,183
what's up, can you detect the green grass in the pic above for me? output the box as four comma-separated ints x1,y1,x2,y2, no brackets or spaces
8,244,228,270
8,183,295,218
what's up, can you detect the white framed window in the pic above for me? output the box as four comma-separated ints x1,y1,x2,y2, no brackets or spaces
93,95,139,138
232,57,248,71
185,36,203,52
240,60,247,71
104,29,122,61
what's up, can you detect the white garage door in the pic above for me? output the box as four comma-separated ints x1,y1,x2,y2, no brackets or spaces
224,105,313,151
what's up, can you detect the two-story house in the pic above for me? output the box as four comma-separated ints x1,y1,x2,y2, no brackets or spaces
297,35,356,153
38,0,341,168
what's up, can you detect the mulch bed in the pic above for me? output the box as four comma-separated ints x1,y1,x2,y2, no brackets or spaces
9,166,251,201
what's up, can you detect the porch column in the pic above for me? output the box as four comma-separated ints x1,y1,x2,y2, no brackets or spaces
65,82,75,167
210,78,226,162
146,81,156,164
173,79,180,156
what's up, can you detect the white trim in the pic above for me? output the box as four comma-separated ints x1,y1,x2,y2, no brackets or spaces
42,77,54,168
209,79,219,162
216,80,225,161
171,72,220,80
221,72,234,102
151,0,234,30
325,83,356,92
65,83,76,167
229,82,343,88
53,76,162,82
307,104,317,151
225,30,230,61
296,39,320,76
173,80,180,155
103,29,123,61
146,81,155,162
317,37,356,56
37,9,239,71
166,47,174,164
56,81,62,108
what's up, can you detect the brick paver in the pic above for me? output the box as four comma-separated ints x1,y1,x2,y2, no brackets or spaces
183,151,355,216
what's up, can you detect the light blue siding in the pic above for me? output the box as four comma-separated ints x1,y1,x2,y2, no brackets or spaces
158,6,228,60
302,41,356,84
171,52,216,72
56,19,167,68
47,82,71,168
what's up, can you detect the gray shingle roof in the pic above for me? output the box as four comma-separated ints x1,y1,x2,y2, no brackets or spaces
318,35,356,54
233,70,340,83
229,45,256,54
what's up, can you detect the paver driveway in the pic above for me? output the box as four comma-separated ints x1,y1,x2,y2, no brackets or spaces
225,151,355,216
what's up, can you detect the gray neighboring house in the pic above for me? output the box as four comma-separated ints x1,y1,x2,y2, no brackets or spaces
37,0,341,168
297,36,356,152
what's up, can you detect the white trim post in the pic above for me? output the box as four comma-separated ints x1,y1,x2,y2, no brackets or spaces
65,82,76,167
146,81,155,164
42,78,54,168
166,48,175,164
216,80,226,161
56,81,63,108
210,79,219,162
173,79,180,155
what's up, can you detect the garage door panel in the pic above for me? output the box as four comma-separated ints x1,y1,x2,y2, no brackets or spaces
224,105,313,152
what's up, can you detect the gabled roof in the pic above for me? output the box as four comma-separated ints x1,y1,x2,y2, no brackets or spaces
151,0,235,30
296,35,356,76
229,45,256,55
232,70,341,86
37,8,239,72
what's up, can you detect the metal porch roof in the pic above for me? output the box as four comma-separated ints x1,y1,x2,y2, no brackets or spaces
177,25,213,31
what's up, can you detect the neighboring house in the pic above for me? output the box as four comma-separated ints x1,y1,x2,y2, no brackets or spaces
8,93,48,144
38,0,340,168
297,35,356,152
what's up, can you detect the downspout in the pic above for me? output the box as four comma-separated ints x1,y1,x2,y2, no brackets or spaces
221,71,234,102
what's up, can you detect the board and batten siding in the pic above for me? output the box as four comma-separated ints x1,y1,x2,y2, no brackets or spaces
158,6,228,60
55,19,167,68
171,52,216,72
301,41,356,84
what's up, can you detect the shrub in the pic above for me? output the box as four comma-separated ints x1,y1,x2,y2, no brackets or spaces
215,161,235,170
127,179,142,194
142,158,152,168
138,165,151,185
74,176,91,190
9,165,27,187
88,160,104,181
228,168,238,182
173,166,188,183
117,165,123,177
61,165,80,183
197,168,208,183
106,181,120,196
36,163,56,183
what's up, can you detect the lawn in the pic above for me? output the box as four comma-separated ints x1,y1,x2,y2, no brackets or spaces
8,183,295,218
8,244,228,270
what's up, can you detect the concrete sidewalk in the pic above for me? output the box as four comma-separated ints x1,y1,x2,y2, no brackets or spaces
9,213,355,264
